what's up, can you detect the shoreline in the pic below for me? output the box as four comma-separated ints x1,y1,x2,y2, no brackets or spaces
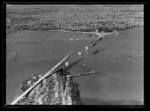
58,29,119,39
7,28,119,38
7,24,144,38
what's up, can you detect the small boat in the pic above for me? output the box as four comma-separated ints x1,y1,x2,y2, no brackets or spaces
92,49,105,55
89,42,97,47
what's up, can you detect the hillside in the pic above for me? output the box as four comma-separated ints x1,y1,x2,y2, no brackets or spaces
6,4,144,35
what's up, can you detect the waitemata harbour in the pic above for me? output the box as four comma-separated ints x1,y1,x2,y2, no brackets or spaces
6,4,144,105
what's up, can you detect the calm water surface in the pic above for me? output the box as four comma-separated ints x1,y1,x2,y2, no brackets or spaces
6,27,143,105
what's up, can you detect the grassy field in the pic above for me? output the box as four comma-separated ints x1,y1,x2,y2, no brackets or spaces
6,4,143,35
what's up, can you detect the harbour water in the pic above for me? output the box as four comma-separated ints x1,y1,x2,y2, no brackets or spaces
6,27,143,105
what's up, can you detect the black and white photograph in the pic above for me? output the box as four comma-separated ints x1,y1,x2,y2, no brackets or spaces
5,4,144,105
